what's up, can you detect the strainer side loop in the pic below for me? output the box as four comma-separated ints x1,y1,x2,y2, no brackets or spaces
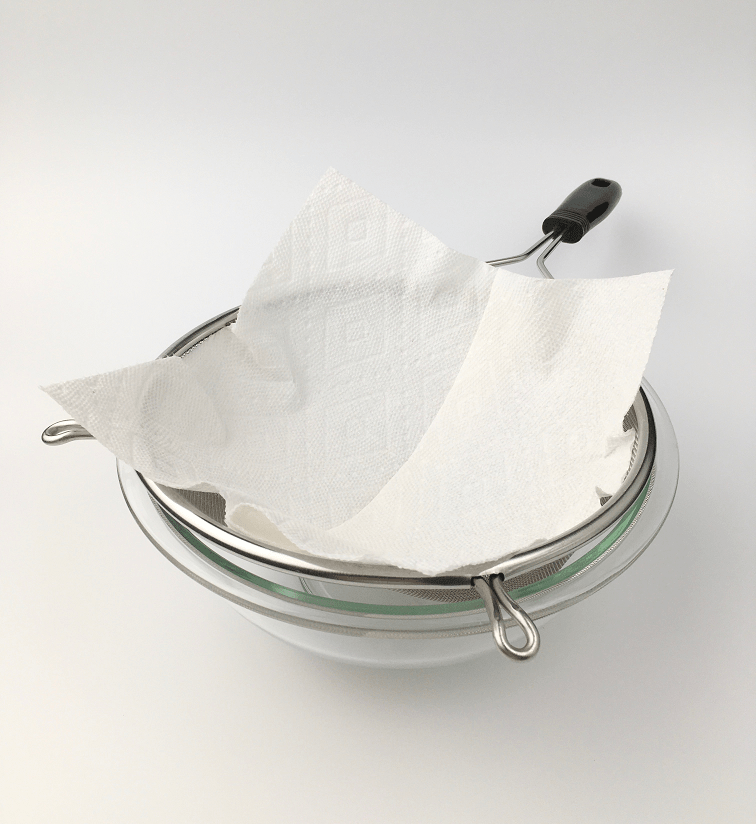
473,575,541,661
41,420,93,445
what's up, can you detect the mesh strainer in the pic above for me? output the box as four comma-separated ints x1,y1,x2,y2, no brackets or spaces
42,178,671,664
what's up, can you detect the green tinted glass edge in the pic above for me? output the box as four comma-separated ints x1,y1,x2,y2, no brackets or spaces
164,478,649,616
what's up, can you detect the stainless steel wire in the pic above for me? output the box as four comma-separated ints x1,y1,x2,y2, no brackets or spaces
486,229,564,279
486,232,555,267
536,232,565,279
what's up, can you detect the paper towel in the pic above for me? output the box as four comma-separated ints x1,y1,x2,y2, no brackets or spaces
44,168,670,574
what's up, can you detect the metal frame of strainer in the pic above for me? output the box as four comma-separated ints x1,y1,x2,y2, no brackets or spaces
43,178,654,661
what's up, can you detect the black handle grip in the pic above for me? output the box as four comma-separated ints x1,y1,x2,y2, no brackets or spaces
542,178,622,244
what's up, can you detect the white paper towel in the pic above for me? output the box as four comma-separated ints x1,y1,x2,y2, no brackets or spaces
44,168,670,574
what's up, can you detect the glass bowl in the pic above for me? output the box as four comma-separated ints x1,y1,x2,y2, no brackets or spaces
118,379,678,668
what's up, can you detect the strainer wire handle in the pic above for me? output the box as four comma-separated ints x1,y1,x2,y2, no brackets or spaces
473,575,541,661
488,177,622,279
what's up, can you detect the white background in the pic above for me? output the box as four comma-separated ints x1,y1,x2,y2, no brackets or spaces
2,2,754,821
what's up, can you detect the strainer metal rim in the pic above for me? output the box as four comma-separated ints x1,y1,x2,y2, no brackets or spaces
137,305,657,589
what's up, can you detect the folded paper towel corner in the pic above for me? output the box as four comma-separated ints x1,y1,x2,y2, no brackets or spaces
43,168,671,575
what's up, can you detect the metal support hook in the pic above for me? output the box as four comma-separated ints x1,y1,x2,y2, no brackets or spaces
41,420,94,445
473,575,541,661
